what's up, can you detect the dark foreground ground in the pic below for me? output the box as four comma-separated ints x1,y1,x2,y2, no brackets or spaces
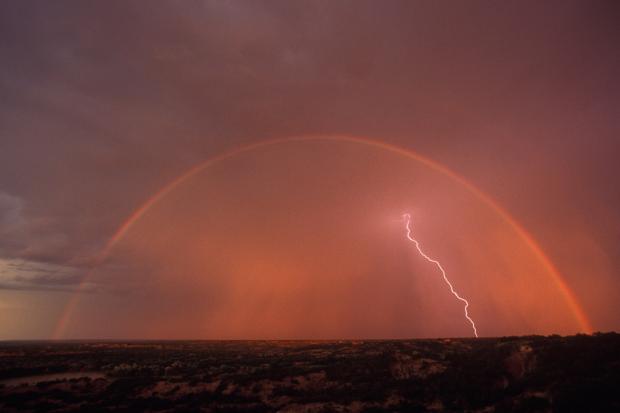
0,334,618,413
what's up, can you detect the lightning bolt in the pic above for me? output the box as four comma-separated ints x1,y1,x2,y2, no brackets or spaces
402,213,479,338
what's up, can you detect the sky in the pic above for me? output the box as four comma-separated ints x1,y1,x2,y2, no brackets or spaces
0,1,619,339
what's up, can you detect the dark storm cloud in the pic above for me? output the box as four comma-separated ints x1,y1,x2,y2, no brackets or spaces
0,1,619,332
0,258,84,291
0,192,72,264
0,191,81,290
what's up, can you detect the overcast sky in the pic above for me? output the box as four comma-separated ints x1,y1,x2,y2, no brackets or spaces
0,1,619,339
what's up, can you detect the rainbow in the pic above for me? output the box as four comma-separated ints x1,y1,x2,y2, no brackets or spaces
53,135,593,338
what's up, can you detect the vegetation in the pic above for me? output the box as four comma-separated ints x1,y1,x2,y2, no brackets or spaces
0,334,618,412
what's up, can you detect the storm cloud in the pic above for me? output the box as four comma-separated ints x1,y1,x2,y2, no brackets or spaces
0,1,619,338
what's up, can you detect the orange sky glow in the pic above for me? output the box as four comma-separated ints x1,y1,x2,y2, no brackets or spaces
57,138,591,339
1,2,618,340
